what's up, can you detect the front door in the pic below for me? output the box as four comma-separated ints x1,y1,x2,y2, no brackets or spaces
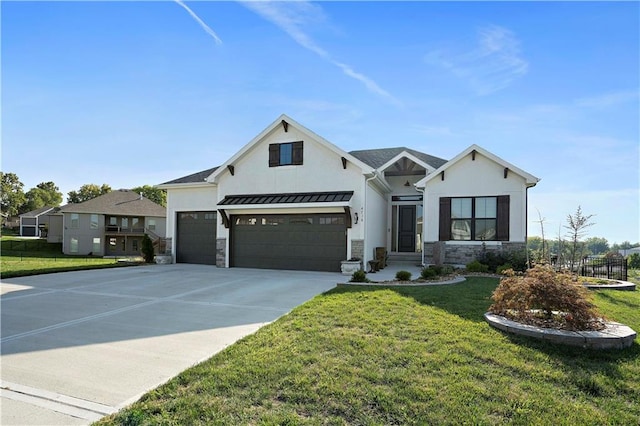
398,205,416,252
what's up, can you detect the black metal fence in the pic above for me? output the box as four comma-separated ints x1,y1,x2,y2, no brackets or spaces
580,256,628,281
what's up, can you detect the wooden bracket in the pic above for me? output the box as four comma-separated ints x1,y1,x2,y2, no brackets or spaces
504,167,509,179
341,157,347,169
218,209,230,228
281,120,289,132
441,170,445,181
227,165,235,176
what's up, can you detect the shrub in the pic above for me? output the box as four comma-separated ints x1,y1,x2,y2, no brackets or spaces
478,249,528,272
466,260,489,273
395,270,412,281
628,253,640,269
441,265,455,275
496,263,513,275
489,264,603,331
350,270,370,283
141,234,155,263
421,267,438,279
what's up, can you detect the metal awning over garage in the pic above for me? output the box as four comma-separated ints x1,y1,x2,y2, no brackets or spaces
218,191,353,206
217,191,354,229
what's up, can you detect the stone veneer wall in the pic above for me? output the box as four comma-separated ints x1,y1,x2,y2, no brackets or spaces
423,241,526,266
351,239,364,261
216,238,226,267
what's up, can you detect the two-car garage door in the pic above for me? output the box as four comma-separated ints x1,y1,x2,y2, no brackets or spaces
231,213,347,272
176,212,347,271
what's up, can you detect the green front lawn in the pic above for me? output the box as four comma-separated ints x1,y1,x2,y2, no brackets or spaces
1,236,132,278
97,277,640,425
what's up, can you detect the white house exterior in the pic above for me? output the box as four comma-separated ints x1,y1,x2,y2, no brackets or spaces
159,114,539,271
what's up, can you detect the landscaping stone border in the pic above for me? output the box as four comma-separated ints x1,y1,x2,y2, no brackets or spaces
583,279,636,291
485,312,637,350
338,276,466,287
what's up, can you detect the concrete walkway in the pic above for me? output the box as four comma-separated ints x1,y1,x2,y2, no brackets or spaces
0,264,341,425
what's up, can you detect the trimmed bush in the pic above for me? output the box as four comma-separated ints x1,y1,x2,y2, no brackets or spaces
141,234,155,263
395,270,412,281
629,253,640,269
466,260,489,273
489,264,603,331
350,270,370,283
421,267,438,279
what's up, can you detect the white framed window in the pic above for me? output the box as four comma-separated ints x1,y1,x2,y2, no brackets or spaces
148,219,156,230
70,238,79,253
70,213,79,229
90,214,99,229
122,217,129,229
93,238,101,253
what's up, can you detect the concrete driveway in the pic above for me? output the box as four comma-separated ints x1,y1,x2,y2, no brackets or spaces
1,264,340,425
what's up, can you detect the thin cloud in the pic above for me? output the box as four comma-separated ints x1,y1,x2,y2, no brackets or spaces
427,25,528,95
575,89,640,108
174,0,222,45
240,0,401,106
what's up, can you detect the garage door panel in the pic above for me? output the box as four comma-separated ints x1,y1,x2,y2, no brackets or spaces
176,211,217,265
231,214,346,272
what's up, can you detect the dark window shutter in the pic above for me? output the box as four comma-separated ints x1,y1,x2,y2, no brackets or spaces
439,197,451,241
292,141,303,165
496,195,510,241
268,144,279,167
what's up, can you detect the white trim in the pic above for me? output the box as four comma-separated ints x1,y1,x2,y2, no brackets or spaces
415,144,539,188
156,181,216,190
208,114,375,183
377,150,438,174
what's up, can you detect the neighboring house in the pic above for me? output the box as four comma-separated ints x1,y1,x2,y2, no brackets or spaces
19,206,55,237
158,114,539,272
619,247,640,256
47,190,166,256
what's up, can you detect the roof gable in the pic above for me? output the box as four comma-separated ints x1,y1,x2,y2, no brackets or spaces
60,190,166,217
20,206,56,218
208,114,374,182
350,147,447,170
416,144,540,188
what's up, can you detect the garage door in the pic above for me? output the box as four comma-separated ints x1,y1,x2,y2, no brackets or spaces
231,213,346,272
176,211,217,264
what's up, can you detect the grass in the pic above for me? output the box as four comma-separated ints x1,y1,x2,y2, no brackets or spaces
1,236,133,279
96,276,640,425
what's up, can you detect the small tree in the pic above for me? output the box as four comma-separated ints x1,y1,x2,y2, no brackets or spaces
490,265,603,331
141,234,155,263
564,206,595,272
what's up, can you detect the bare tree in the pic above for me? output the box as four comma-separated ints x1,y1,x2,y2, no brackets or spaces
533,208,550,264
564,206,595,273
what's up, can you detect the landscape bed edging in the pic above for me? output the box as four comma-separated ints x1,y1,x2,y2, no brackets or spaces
485,312,637,350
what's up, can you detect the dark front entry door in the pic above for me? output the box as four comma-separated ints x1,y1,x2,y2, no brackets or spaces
398,205,416,252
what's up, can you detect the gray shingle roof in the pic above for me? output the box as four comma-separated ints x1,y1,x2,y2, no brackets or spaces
161,167,219,185
349,147,447,170
19,206,56,218
60,190,166,217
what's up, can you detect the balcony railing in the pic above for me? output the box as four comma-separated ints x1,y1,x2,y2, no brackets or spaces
105,226,146,235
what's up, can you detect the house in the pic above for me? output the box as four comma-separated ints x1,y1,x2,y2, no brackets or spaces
619,247,640,257
158,114,539,272
47,190,166,256
19,206,55,237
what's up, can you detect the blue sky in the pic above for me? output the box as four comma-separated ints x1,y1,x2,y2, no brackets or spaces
2,1,639,244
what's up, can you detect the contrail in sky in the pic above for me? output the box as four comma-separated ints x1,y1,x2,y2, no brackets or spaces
174,0,222,45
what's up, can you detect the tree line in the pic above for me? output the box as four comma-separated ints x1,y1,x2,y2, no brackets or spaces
1,172,166,218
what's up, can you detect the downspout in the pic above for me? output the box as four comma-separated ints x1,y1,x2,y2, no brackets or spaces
363,172,377,265
415,186,425,267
